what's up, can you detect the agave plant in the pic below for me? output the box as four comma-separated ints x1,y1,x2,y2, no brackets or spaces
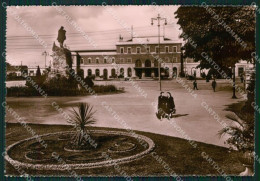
219,112,254,176
67,103,96,148
218,113,254,153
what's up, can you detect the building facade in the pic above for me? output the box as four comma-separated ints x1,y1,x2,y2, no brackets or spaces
70,36,252,79
72,37,183,79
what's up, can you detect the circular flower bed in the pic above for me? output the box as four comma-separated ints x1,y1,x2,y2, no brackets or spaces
5,130,155,170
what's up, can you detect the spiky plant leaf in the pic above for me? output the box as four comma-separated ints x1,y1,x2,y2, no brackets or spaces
67,103,96,148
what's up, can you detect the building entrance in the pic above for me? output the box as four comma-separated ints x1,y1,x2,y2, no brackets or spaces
145,59,151,77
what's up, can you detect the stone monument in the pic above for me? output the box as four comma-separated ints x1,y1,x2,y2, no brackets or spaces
48,26,72,79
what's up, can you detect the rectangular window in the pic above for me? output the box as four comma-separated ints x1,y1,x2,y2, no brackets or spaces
165,46,169,53
104,58,107,64
29,71,34,76
173,57,177,62
137,47,141,54
127,58,132,63
88,58,91,64
80,58,84,64
96,58,99,64
146,47,150,53
84,59,88,65
120,47,124,54
120,58,124,63
173,46,177,53
127,47,131,54
156,47,159,53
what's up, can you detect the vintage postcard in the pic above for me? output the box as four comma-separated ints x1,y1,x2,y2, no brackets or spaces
1,1,259,180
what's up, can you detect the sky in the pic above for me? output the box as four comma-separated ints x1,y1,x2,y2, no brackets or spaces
6,5,182,67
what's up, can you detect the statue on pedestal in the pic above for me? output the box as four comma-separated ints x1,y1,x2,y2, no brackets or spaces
57,26,66,48
46,26,72,80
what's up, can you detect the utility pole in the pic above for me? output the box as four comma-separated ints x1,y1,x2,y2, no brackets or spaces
232,65,237,99
42,51,49,69
151,14,167,91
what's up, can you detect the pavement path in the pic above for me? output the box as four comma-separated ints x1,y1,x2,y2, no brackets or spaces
6,79,246,147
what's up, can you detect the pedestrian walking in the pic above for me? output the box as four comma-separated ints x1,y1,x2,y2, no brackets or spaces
212,79,217,92
193,80,198,90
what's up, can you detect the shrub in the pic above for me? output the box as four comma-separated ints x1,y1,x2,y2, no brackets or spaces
243,72,255,113
92,85,117,93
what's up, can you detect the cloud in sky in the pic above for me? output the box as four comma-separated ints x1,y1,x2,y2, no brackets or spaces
6,5,181,67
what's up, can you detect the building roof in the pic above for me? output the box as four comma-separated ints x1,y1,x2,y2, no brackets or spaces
116,36,182,45
73,52,117,56
71,49,116,56
7,65,28,71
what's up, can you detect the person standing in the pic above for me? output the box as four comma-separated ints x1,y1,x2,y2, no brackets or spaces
212,79,217,92
193,80,198,90
240,73,244,83
157,92,164,120
167,92,176,118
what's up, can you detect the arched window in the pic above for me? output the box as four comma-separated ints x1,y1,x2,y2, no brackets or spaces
111,68,116,77
120,68,124,76
88,69,92,76
135,59,142,67
173,67,177,76
127,68,132,77
95,69,100,77
145,59,151,67
165,67,169,77
103,69,108,79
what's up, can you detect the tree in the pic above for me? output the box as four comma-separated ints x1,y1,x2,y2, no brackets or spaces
36,65,41,77
6,62,12,71
175,6,255,98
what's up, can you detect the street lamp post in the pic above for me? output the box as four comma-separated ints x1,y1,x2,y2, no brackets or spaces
180,47,185,77
232,65,237,99
151,14,167,91
42,51,49,69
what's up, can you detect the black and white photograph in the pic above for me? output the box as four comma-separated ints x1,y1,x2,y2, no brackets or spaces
2,3,258,179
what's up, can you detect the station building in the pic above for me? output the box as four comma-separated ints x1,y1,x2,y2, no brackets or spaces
69,36,252,79
71,36,185,79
